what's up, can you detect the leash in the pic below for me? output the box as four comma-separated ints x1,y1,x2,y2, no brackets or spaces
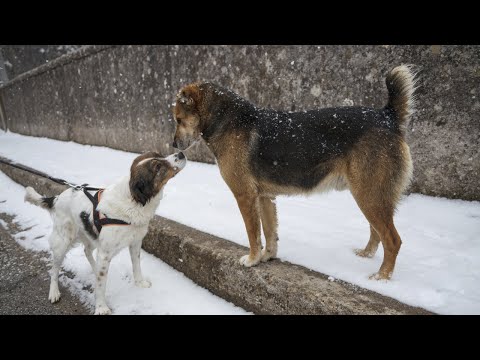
0,156,103,191
0,155,130,231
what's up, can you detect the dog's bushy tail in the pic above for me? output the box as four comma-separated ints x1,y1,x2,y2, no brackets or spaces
385,64,418,136
24,186,56,210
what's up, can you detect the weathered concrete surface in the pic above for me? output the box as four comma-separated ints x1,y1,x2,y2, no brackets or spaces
0,159,89,314
142,217,432,315
0,45,478,200
0,213,89,315
0,45,83,80
0,158,433,315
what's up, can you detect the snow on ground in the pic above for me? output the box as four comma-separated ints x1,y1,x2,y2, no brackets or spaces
0,130,479,314
0,170,246,315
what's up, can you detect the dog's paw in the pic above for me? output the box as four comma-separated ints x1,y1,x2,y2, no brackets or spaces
261,248,277,262
94,305,112,315
354,248,375,258
135,279,151,288
369,272,392,281
48,287,61,303
239,254,261,267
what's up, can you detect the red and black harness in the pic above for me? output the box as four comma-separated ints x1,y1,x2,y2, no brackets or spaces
0,157,130,233
82,188,129,233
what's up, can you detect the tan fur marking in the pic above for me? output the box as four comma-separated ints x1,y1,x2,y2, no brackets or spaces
258,161,348,197
259,196,278,261
234,193,262,261
346,129,412,279
355,225,380,258
212,131,263,262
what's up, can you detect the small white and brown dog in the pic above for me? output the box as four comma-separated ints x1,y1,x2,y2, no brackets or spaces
24,151,186,315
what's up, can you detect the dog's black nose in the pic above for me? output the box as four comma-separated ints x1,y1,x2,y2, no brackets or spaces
172,140,178,149
178,152,185,160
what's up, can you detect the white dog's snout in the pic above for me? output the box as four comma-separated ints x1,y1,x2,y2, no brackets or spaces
166,153,187,170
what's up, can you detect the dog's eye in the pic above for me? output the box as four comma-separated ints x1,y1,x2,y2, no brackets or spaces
176,118,182,125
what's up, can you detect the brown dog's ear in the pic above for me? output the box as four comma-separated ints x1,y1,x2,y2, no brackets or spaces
177,90,194,106
130,170,157,206
130,178,149,206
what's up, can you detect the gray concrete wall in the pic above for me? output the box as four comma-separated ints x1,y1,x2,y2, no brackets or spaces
0,50,9,87
0,45,479,200
0,45,83,80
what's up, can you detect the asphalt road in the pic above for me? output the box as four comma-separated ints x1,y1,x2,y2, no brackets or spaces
0,213,89,315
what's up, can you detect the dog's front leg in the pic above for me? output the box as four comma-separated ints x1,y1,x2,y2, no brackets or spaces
129,240,151,288
94,250,112,315
259,196,279,262
234,193,262,267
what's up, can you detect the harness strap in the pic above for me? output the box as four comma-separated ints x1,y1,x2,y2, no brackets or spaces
82,188,129,233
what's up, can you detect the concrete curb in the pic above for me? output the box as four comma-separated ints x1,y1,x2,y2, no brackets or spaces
0,157,433,315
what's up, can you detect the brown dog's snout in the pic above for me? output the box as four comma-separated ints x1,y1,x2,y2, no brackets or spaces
172,140,178,149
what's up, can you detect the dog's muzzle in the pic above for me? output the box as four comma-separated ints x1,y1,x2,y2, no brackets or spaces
172,137,199,151
166,152,187,171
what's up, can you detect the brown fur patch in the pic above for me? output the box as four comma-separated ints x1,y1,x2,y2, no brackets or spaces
213,131,263,261
129,152,180,205
173,84,214,150
259,196,278,260
344,129,412,279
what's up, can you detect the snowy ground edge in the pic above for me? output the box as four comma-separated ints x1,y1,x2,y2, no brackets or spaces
0,157,434,315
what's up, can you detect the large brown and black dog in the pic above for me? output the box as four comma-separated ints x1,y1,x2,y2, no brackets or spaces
172,65,417,280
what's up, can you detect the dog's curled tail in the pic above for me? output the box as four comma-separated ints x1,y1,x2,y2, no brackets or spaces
25,186,56,210
385,64,419,136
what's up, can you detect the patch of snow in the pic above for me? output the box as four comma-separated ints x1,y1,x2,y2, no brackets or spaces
0,168,246,315
0,131,479,314
0,218,8,229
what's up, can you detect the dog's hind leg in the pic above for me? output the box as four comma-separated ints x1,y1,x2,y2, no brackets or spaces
234,193,263,267
260,196,279,262
94,250,113,315
48,228,71,303
350,186,402,280
366,217,402,281
347,132,412,280
129,240,151,288
354,225,380,258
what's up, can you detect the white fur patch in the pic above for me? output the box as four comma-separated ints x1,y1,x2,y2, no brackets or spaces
166,153,187,170
26,172,164,314
136,158,155,167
